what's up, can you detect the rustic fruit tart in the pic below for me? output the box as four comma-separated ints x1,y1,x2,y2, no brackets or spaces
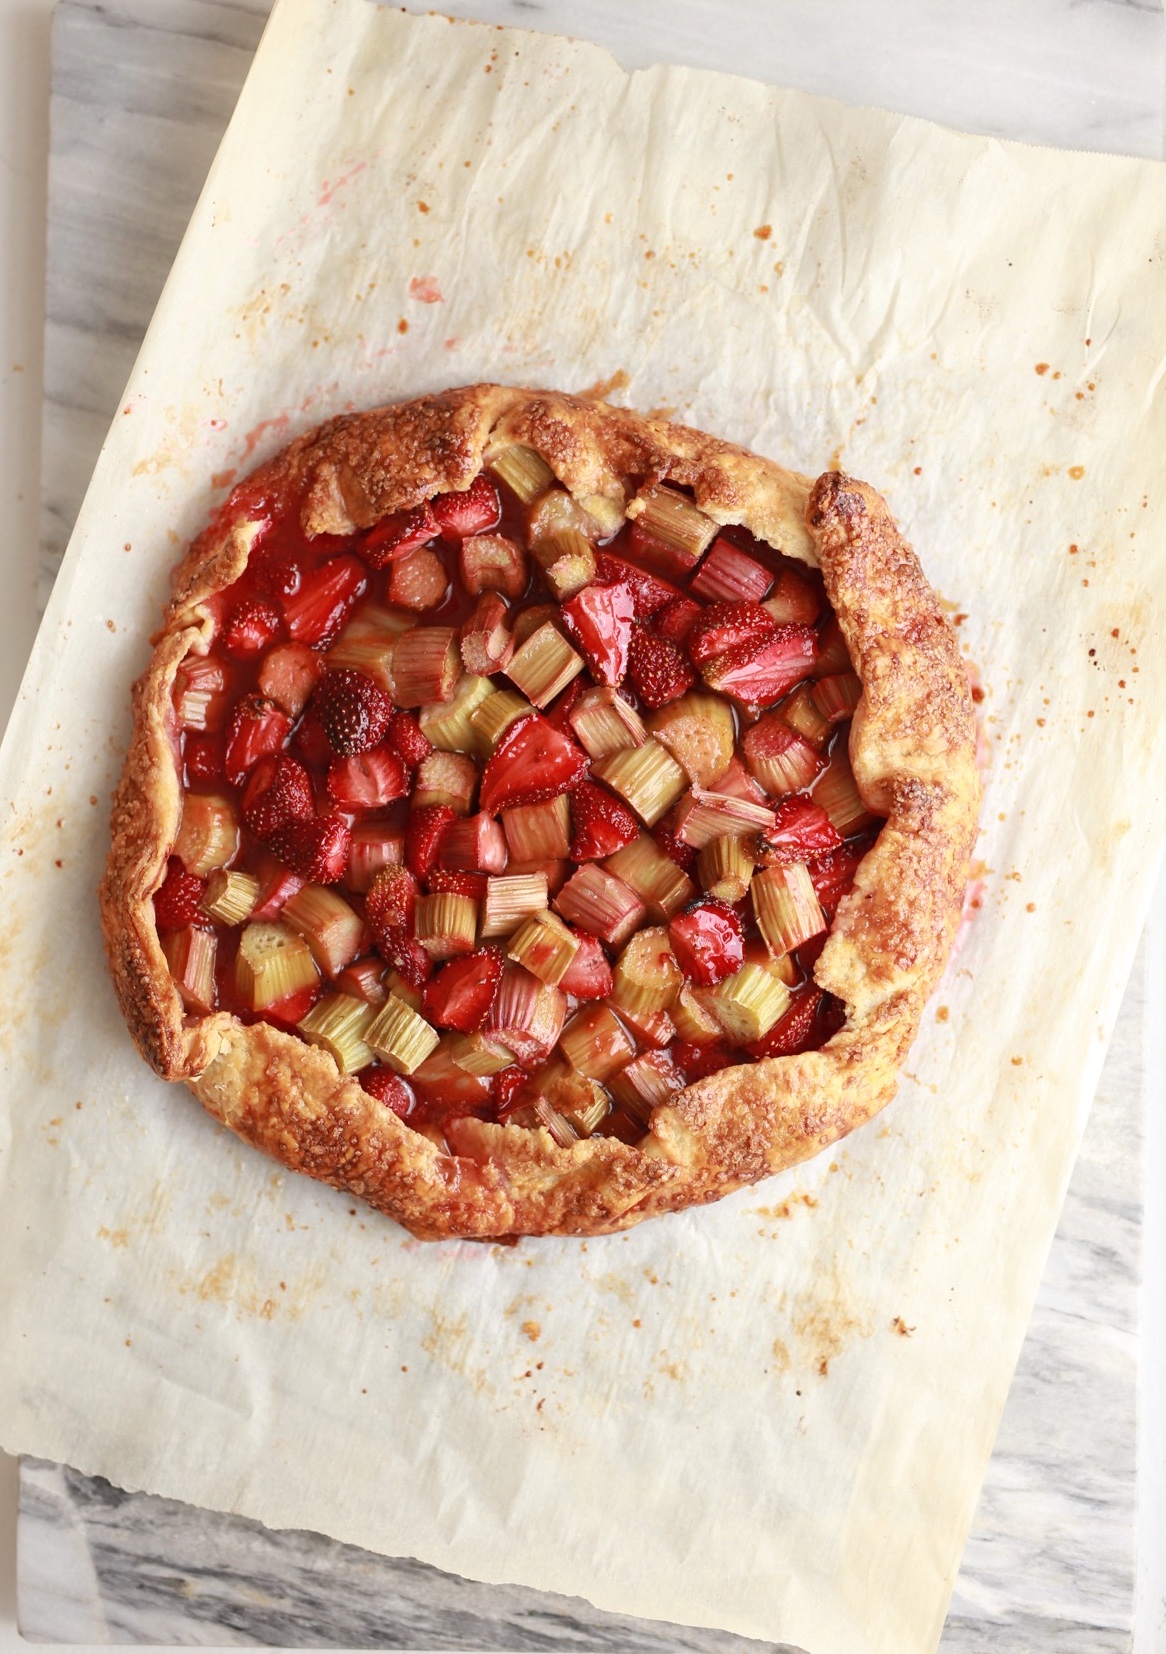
101,386,980,1240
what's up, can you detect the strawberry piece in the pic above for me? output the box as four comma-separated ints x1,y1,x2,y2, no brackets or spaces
224,695,293,786
360,502,439,569
327,744,408,811
262,984,321,1028
269,812,351,883
478,713,589,814
687,601,778,666
702,626,818,706
153,860,208,931
405,804,456,878
431,473,501,543
422,948,504,1032
808,834,876,917
311,668,394,756
557,930,613,1000
376,926,433,987
544,676,587,736
282,555,366,647
388,545,449,610
366,864,420,938
290,704,333,771
627,628,696,709
766,566,821,626
358,1067,416,1116
668,900,744,985
568,780,638,861
384,709,433,769
222,596,282,657
250,853,307,921
241,752,314,840
653,821,698,876
560,581,635,686
185,732,224,786
745,987,847,1059
494,1066,527,1113
257,642,324,718
655,596,703,642
673,1038,735,1081
593,550,682,618
427,869,489,900
760,797,843,864
250,544,304,602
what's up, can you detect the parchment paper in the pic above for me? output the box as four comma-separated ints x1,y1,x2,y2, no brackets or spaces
2,6,1165,1651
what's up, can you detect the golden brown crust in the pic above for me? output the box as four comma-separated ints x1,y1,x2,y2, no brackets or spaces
99,385,980,1239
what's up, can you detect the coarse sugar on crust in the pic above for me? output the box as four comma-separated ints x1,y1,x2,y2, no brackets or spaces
99,384,980,1239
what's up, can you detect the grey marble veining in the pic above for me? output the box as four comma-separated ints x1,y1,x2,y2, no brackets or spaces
24,0,1157,1646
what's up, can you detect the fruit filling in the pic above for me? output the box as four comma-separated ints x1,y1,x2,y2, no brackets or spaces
158,448,885,1149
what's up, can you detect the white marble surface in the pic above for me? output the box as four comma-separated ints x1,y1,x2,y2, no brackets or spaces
8,0,1166,1648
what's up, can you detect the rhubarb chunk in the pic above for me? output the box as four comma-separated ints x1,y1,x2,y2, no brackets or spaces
554,863,646,948
559,1004,635,1081
752,864,827,957
161,926,218,1015
365,994,441,1075
460,532,527,599
690,537,772,604
283,885,365,977
480,872,550,940
173,793,240,877
649,693,736,788
298,993,376,1074
569,687,646,759
506,622,585,709
502,794,571,862
508,909,580,987
392,628,460,706
591,740,687,827
611,926,682,1015
628,483,717,577
236,921,320,1010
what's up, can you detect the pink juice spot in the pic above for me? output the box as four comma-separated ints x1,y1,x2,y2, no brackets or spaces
409,275,444,304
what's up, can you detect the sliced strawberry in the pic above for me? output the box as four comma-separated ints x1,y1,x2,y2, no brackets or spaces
250,852,307,921
242,752,314,840
653,821,698,876
375,926,433,987
593,550,682,618
388,545,449,610
224,695,293,786
493,1066,528,1113
185,732,224,786
427,869,489,900
262,984,321,1028
808,834,876,917
311,668,394,756
384,709,433,769
366,864,420,938
654,596,703,642
431,474,502,543
478,714,589,814
422,948,504,1032
360,502,439,569
257,642,325,718
668,900,744,985
568,780,638,861
250,543,304,602
702,625,818,706
282,555,366,647
290,704,333,771
153,860,208,931
358,1067,416,1116
557,930,613,999
673,1038,735,1082
405,804,456,878
687,601,778,666
759,797,843,864
327,744,408,811
560,581,635,686
269,812,351,883
222,596,282,658
745,987,847,1059
544,676,587,737
626,628,696,709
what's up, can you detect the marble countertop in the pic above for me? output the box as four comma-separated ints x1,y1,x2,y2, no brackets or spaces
3,0,1166,1648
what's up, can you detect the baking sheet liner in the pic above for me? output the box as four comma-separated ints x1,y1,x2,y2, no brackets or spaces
2,5,1165,1651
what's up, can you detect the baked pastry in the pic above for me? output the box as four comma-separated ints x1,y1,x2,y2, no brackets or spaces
101,385,980,1239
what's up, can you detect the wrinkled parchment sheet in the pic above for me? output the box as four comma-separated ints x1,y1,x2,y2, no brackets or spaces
2,5,1165,1651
